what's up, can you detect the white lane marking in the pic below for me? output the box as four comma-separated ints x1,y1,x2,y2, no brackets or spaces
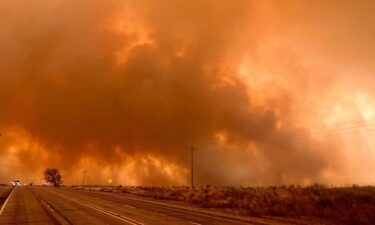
189,222,202,225
47,190,142,225
123,204,135,209
95,192,256,225
0,188,16,216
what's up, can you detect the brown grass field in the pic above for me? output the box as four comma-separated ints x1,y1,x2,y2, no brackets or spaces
72,184,375,225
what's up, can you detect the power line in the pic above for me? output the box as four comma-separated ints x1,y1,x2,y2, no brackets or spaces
272,121,375,139
271,116,375,139
267,127,375,144
263,117,375,143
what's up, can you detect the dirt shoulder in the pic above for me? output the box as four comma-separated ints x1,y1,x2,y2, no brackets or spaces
0,186,12,206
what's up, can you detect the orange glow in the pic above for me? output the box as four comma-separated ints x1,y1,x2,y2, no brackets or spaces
1,0,375,186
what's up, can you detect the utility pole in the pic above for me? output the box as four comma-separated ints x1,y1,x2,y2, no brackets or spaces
82,170,87,186
191,147,195,189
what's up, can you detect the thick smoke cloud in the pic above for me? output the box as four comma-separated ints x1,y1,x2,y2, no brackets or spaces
0,0,375,186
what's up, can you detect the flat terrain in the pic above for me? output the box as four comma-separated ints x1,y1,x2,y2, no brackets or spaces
76,185,373,225
0,187,304,225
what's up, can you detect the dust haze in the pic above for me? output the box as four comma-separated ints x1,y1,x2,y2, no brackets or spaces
1,0,375,186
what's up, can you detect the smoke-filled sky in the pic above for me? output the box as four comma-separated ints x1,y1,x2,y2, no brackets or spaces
1,0,375,186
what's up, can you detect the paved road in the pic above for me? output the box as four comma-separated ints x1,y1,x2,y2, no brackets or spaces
0,187,58,225
0,187,289,225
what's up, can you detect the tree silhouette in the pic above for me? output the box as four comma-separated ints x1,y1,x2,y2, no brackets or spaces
44,168,62,186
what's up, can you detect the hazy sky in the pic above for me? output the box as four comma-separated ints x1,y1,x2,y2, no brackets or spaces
1,0,375,186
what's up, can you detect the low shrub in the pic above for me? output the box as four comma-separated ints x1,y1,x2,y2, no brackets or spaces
72,185,375,225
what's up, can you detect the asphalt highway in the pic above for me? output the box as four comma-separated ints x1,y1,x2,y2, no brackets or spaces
0,187,57,225
0,187,291,225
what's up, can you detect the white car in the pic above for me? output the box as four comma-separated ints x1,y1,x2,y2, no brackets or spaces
11,180,22,187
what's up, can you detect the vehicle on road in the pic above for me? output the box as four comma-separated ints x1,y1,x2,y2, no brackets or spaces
11,180,22,187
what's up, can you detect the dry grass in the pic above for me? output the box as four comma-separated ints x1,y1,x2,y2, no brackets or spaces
73,184,375,225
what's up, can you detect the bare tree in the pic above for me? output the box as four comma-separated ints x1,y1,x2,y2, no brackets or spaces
44,168,62,186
